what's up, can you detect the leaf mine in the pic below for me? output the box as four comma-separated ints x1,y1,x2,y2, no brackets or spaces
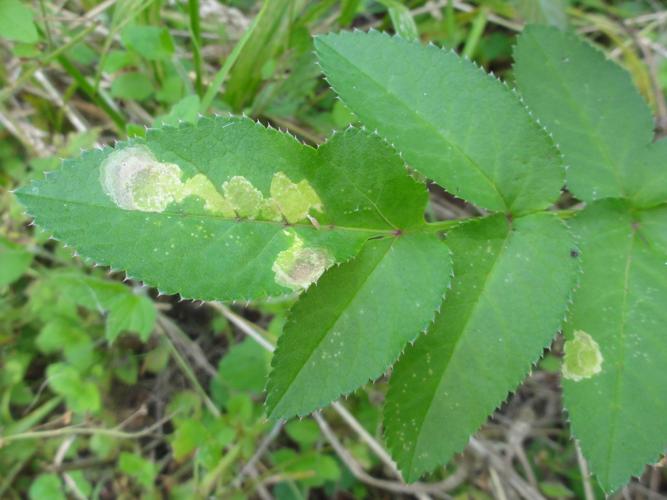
562,330,603,382
100,145,324,224
272,233,333,291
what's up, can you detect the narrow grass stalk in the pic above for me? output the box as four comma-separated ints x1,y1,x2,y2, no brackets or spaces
200,14,261,112
188,0,204,97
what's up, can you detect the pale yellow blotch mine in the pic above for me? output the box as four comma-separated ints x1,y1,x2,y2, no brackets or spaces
101,146,182,212
272,234,333,291
222,176,264,219
270,171,323,224
179,175,235,217
562,330,604,382
101,148,323,223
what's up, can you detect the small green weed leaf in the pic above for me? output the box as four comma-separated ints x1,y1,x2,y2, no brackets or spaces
0,236,32,286
171,419,209,460
216,338,271,393
384,213,577,481
16,117,426,301
514,25,656,204
0,0,39,43
266,234,451,418
271,449,341,487
121,25,175,61
285,419,320,448
42,271,156,343
562,200,667,493
28,474,65,500
118,452,157,489
111,72,154,101
46,363,101,414
315,30,564,213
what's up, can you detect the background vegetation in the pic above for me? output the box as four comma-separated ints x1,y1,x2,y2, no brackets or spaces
1,0,666,498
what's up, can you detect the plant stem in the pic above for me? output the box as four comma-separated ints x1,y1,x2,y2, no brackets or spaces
462,7,487,59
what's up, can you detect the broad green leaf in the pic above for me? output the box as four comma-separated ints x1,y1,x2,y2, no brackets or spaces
0,0,39,44
16,117,427,301
384,213,577,481
514,25,655,204
266,233,451,418
562,200,667,493
315,31,563,213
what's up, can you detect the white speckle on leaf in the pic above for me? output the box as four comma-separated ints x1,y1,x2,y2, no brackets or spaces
562,330,603,382
272,235,333,291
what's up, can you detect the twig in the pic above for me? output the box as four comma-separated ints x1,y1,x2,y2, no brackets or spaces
313,412,463,499
232,421,284,488
575,442,596,500
1,413,174,445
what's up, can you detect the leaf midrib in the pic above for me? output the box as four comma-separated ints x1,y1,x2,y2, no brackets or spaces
603,228,635,485
17,192,395,236
319,36,509,212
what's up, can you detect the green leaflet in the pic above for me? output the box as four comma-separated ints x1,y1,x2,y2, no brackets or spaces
266,234,451,418
563,200,667,493
315,30,564,213
39,271,156,343
384,213,578,481
513,25,657,204
16,117,427,301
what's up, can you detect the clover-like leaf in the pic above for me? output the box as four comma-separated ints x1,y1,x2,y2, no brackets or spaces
562,200,667,493
315,30,564,213
16,117,427,301
384,213,578,481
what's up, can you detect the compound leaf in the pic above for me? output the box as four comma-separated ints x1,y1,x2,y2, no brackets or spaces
514,25,655,204
267,233,451,418
315,30,563,213
562,200,667,492
384,213,577,481
16,117,427,301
